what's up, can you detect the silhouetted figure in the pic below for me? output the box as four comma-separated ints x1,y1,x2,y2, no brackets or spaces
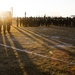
20,17,22,27
6,17,12,33
0,17,2,33
22,17,25,26
16,17,19,27
3,18,7,34
7,24,11,33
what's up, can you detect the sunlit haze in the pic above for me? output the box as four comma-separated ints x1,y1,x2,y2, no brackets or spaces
0,0,75,17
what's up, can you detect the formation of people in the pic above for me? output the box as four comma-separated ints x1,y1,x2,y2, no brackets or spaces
16,16,75,27
0,16,12,34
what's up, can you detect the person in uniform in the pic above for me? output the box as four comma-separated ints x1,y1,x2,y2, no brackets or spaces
20,17,22,27
3,18,7,34
6,17,12,33
0,17,3,34
16,17,19,27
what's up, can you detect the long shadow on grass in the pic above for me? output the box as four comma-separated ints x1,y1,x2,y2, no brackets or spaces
22,27,75,45
16,27,75,57
25,27,75,50
0,34,11,75
8,32,51,75
0,34,3,43
13,26,51,50
1,34,25,75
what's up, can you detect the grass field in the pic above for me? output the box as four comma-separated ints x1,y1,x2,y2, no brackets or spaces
0,25,75,75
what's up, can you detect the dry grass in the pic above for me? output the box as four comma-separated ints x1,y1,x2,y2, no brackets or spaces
0,25,75,75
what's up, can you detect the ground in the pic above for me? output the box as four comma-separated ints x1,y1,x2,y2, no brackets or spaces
0,25,75,75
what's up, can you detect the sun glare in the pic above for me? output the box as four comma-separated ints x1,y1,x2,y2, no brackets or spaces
0,0,74,17
0,0,12,19
0,0,11,12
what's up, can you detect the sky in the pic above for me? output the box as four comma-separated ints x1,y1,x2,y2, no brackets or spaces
0,0,75,17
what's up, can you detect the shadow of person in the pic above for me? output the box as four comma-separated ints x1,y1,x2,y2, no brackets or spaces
8,33,50,75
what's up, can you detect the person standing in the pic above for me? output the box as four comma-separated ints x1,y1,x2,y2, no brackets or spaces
20,17,22,27
7,17,12,33
16,17,19,27
3,18,7,34
0,17,2,34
